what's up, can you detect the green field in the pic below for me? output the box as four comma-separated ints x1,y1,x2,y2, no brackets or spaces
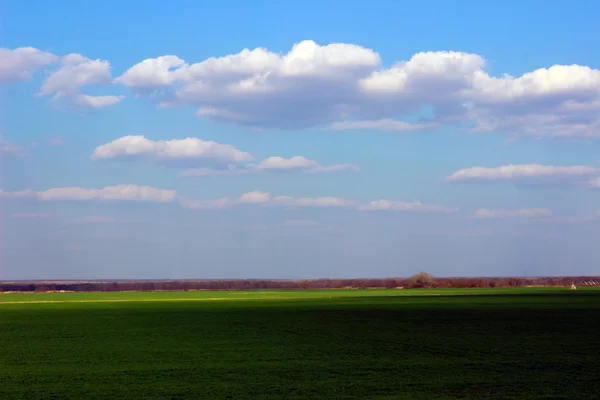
1,288,599,399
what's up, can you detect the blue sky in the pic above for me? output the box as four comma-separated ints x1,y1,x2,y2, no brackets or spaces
1,0,600,279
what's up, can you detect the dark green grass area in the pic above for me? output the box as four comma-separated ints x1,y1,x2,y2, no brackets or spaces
1,288,599,399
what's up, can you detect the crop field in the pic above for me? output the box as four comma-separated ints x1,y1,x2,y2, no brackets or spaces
1,288,599,399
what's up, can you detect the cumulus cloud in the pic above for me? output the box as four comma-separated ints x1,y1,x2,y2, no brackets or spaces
358,200,458,213
113,55,186,94
114,40,383,128
0,184,176,203
114,41,600,137
0,47,58,83
5,43,600,136
473,208,552,218
93,136,358,174
447,164,598,184
180,155,359,176
91,135,253,165
37,53,123,109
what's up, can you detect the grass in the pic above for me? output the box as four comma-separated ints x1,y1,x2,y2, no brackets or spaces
1,288,599,399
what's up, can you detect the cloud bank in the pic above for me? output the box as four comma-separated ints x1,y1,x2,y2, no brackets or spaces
473,208,553,218
4,42,600,138
108,40,600,137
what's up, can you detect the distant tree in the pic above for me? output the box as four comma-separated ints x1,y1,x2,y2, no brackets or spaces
508,278,523,287
384,279,397,289
409,272,436,289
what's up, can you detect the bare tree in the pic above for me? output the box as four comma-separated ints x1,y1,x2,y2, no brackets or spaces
409,272,436,289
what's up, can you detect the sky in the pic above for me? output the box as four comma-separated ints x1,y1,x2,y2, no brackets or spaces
1,0,600,280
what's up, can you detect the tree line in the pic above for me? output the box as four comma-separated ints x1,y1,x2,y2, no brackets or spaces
1,273,598,293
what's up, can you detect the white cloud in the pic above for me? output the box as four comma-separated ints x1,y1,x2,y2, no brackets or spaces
238,190,270,204
0,47,58,84
179,191,453,213
358,200,458,213
115,41,600,137
179,191,271,209
11,212,52,219
180,155,359,176
115,40,382,128
256,156,317,170
360,51,485,94
307,163,360,173
0,184,176,203
74,94,123,108
40,54,110,95
90,132,357,174
113,55,186,94
38,53,123,109
473,208,552,218
179,191,356,210
447,164,598,183
91,135,253,165
253,156,359,173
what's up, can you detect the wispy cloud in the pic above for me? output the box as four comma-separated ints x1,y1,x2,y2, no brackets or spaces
0,185,177,203
358,200,458,213
447,164,597,184
11,212,53,219
473,208,553,218
180,156,359,177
